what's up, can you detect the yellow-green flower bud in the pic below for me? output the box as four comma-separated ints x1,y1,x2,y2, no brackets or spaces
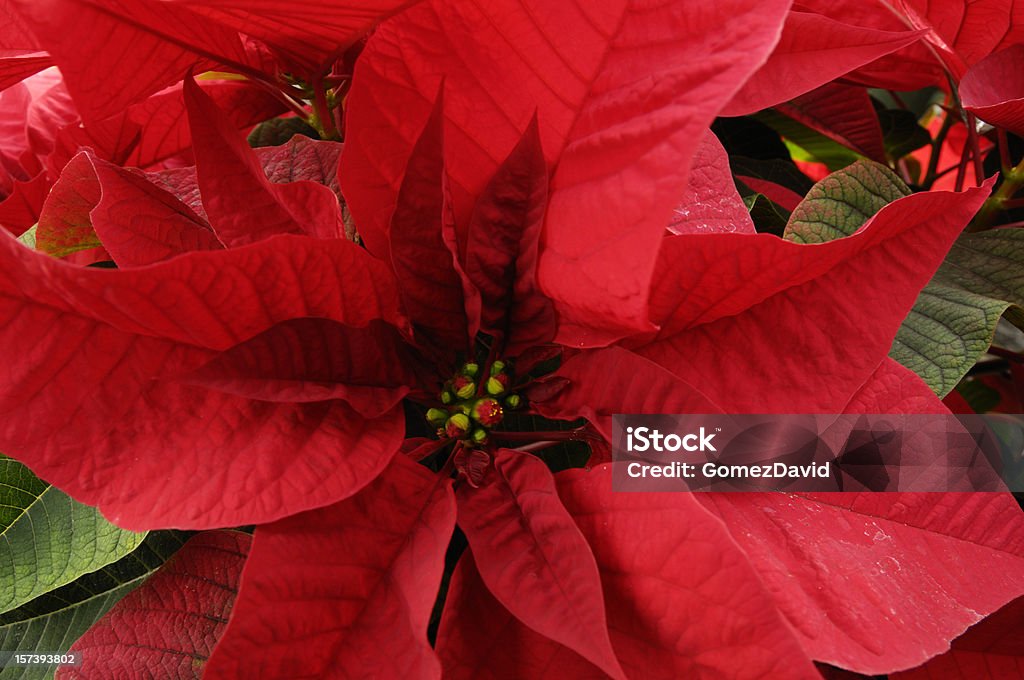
445,413,471,438
426,408,449,427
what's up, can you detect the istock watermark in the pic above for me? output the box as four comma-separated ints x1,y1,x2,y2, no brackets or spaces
612,414,1024,492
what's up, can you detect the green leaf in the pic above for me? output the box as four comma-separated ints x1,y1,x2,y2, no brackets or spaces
15,226,36,250
878,108,931,161
730,156,814,197
783,160,910,244
738,189,790,237
247,116,319,148
0,457,146,615
0,531,187,680
892,230,1024,397
780,162,1022,398
755,110,862,171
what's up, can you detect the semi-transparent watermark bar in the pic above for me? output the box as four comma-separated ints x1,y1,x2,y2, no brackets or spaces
611,414,1024,492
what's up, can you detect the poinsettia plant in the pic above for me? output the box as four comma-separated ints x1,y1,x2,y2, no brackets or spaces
2,0,1024,678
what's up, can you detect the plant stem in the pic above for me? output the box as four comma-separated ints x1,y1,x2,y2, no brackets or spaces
923,108,955,189
489,429,584,442
965,112,986,186
312,78,339,140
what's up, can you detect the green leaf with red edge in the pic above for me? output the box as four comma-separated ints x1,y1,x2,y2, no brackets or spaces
166,0,424,74
455,448,625,680
892,596,1024,679
722,11,922,116
341,0,793,346
627,180,992,413
59,530,250,679
961,44,1024,137
8,0,254,124
36,151,222,267
34,153,103,258
184,76,345,246
205,455,455,679
699,492,1024,674
388,91,472,355
0,230,407,530
464,116,555,355
439,464,823,679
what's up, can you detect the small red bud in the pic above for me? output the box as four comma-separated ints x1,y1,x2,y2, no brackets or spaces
453,375,476,399
471,398,503,427
486,374,508,396
445,413,471,438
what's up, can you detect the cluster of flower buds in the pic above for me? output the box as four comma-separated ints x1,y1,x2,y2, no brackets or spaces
427,359,524,445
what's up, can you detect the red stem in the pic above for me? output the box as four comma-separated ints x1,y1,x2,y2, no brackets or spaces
965,112,986,186
313,78,339,140
989,346,1024,363
998,128,1013,174
489,429,584,442
954,140,972,193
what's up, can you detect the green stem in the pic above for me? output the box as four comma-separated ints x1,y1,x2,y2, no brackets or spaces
970,155,1024,232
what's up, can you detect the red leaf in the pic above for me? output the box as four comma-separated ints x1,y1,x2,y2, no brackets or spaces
0,173,48,234
531,346,721,442
387,92,472,354
630,182,992,412
167,0,424,73
795,0,1024,88
736,174,805,212
8,0,252,123
699,492,1024,674
845,358,951,414
456,448,625,680
341,0,792,345
437,551,606,680
668,130,755,236
464,116,556,354
775,83,887,163
0,2,41,51
59,531,251,680
51,79,285,174
0,231,407,529
555,465,821,679
723,11,922,116
206,455,455,679
961,45,1024,137
0,52,51,92
892,597,1024,679
184,76,345,246
40,152,221,267
34,153,103,258
181,318,419,418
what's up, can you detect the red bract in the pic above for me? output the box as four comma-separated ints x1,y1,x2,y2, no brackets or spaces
1,1,1024,678
60,531,251,679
